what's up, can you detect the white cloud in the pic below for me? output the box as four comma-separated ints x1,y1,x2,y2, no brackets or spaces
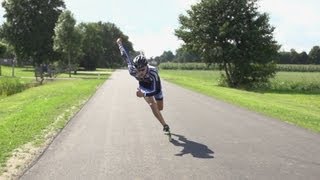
120,0,199,58
176,0,199,10
259,0,320,52
129,27,182,58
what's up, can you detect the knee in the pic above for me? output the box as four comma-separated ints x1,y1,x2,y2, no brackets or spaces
144,97,156,107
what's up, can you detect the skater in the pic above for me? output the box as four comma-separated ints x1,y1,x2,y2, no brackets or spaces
116,38,170,133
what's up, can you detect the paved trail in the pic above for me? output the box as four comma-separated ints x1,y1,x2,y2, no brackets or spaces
21,70,320,180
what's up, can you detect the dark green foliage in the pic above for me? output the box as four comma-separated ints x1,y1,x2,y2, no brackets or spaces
77,22,132,70
309,46,320,64
159,51,175,63
175,0,279,88
2,0,65,65
175,47,200,63
53,10,82,77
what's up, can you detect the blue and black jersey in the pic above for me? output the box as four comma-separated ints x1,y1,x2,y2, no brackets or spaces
118,43,162,98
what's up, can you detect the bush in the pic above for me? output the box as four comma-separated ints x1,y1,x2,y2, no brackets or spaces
0,77,26,96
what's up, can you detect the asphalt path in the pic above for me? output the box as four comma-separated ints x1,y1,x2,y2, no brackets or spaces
21,70,320,180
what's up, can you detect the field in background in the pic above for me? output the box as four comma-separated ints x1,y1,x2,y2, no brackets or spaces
160,70,320,133
159,63,320,72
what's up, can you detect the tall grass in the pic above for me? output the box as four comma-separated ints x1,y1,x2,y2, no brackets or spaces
277,64,320,72
159,62,218,70
270,72,320,93
0,77,26,96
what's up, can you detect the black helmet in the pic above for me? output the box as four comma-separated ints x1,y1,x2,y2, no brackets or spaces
133,55,148,69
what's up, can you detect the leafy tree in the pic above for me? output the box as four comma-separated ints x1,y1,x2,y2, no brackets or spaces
1,0,65,65
0,42,7,57
159,51,175,63
77,23,104,70
153,56,161,66
53,10,82,77
100,22,129,68
290,49,299,64
175,47,199,63
175,0,279,87
277,51,291,64
78,22,132,70
309,46,320,64
298,51,309,64
0,41,6,76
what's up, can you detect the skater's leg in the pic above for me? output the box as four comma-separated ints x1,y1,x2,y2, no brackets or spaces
156,100,163,111
154,91,163,111
144,96,166,126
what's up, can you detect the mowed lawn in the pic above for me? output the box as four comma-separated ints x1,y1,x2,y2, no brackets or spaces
0,67,112,170
160,70,320,133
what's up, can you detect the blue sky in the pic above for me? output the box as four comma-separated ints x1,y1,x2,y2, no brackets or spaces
0,0,319,58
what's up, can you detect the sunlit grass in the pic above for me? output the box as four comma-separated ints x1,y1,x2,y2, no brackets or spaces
0,65,112,170
160,70,320,133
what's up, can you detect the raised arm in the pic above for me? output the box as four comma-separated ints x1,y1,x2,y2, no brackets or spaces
116,38,137,76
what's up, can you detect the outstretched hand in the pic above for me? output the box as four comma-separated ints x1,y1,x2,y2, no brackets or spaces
136,88,144,98
116,38,122,45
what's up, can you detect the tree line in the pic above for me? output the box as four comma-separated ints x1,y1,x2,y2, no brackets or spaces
0,0,135,74
153,47,320,65
1,0,318,88
277,48,320,64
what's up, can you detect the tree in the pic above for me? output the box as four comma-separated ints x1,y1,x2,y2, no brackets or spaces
53,10,82,77
277,51,291,64
298,51,309,64
175,0,279,87
290,49,299,64
309,46,320,64
77,22,133,70
100,22,129,68
2,0,65,66
159,51,175,63
77,23,104,70
0,41,6,76
175,47,199,63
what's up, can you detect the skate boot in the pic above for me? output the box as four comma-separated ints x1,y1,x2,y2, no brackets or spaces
163,124,170,132
163,124,172,141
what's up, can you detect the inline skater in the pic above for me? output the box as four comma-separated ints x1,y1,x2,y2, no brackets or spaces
116,38,170,134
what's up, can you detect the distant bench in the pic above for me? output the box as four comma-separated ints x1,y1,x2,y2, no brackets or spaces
34,65,57,83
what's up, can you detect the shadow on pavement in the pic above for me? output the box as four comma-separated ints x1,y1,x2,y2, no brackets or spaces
170,133,214,159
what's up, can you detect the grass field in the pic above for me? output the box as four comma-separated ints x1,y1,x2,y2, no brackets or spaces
0,66,112,171
1,65,319,174
160,70,320,133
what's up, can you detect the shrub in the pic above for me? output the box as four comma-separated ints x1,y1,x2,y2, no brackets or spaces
0,77,26,96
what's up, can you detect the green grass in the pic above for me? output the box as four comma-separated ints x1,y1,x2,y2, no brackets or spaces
270,72,320,93
0,67,111,169
58,70,111,79
160,70,320,133
0,65,112,78
0,66,35,77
